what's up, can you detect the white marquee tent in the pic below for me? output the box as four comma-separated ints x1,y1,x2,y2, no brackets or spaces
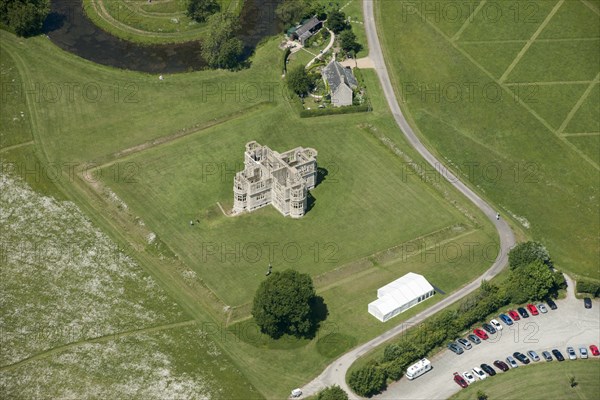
368,272,435,322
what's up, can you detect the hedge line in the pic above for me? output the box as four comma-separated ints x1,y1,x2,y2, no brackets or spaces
299,103,370,118
576,279,600,297
282,47,291,74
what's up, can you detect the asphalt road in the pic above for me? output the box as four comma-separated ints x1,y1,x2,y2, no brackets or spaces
297,0,517,398
375,279,600,399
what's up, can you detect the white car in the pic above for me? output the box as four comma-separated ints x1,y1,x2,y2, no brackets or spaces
579,347,588,359
490,319,503,331
537,303,548,313
472,366,487,380
462,371,476,384
567,347,577,360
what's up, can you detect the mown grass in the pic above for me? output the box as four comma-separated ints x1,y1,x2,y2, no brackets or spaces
450,359,600,400
378,0,600,279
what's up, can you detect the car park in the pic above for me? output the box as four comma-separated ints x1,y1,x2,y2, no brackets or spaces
480,363,496,376
552,349,565,361
542,351,553,362
467,334,481,345
527,350,540,362
499,313,513,325
546,298,557,310
584,298,592,309
537,303,548,313
517,307,530,318
590,345,600,356
506,356,518,368
493,360,509,371
527,304,539,316
579,347,588,359
508,310,521,321
453,372,468,388
567,347,577,360
472,367,487,380
482,323,496,334
462,371,476,384
473,328,489,340
448,342,464,355
513,352,531,364
457,338,472,350
490,319,503,331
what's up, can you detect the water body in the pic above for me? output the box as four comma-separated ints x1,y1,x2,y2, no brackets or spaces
44,0,283,73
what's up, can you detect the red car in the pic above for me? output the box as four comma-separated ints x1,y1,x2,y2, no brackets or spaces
453,372,468,388
590,345,599,356
508,310,521,321
527,304,539,316
473,328,489,340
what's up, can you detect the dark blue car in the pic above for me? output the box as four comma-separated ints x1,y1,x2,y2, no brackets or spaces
499,313,513,326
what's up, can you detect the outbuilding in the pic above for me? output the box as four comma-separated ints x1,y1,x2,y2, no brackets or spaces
368,272,435,322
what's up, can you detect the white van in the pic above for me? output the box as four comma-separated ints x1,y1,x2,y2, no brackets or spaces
405,358,432,380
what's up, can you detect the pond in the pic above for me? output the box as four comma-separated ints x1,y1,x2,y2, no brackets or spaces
44,0,283,73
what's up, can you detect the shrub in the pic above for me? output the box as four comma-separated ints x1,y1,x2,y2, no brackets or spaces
576,279,600,297
282,47,291,73
317,385,348,400
509,241,551,270
348,363,387,397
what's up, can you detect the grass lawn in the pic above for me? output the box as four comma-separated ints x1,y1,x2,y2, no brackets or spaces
450,359,600,400
377,0,600,279
82,0,238,44
0,21,501,397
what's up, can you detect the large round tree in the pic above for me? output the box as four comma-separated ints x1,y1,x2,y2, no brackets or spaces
252,269,318,339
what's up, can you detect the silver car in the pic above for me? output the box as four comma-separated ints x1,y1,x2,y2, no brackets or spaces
537,303,548,313
542,351,553,361
527,350,540,362
567,347,577,360
579,347,588,359
506,356,518,368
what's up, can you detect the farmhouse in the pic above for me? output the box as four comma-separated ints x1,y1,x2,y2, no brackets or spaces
322,59,358,107
232,141,318,218
287,16,323,46
368,273,435,322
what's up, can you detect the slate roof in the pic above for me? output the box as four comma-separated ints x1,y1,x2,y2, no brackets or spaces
295,16,321,38
322,59,358,94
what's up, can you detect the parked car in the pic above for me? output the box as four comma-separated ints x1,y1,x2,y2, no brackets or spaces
584,297,592,309
490,319,503,331
499,313,513,325
552,349,565,361
506,356,518,368
473,328,489,340
453,372,469,388
493,360,509,371
517,307,530,318
482,323,497,335
508,309,521,321
480,363,496,376
457,338,472,350
567,347,577,360
542,351,553,361
579,347,588,359
472,366,487,380
448,342,464,355
513,352,531,364
462,371,476,384
537,303,548,313
546,298,557,310
527,350,540,362
590,345,600,356
467,334,481,345
527,304,539,316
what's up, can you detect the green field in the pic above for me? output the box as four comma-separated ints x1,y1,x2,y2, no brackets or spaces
378,0,600,279
0,18,501,397
83,0,239,44
450,359,600,400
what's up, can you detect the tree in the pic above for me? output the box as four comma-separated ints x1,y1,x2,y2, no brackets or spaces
338,29,362,55
507,260,559,303
252,269,319,339
316,385,348,400
201,13,243,69
508,241,551,270
0,0,49,37
276,0,310,26
326,9,348,33
348,363,387,397
186,0,220,23
286,65,313,95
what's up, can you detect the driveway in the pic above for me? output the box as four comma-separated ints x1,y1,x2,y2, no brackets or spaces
376,287,600,399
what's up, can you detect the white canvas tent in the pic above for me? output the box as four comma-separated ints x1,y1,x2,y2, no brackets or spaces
368,272,435,322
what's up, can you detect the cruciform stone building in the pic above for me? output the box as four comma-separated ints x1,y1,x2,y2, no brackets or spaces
232,141,318,218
